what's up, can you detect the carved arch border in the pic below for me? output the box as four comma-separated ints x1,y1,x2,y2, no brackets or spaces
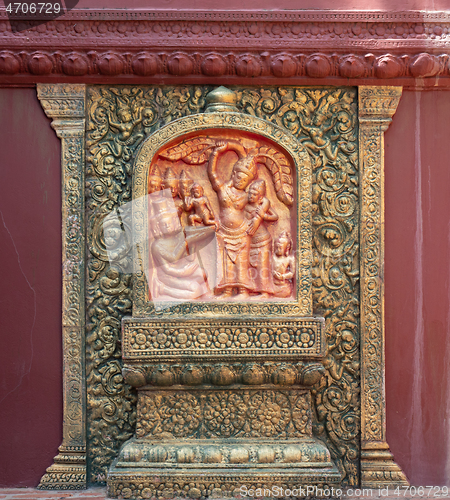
36,83,407,490
132,112,312,318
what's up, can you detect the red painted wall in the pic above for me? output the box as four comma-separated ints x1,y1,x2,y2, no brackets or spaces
0,86,449,487
385,89,450,486
0,88,62,487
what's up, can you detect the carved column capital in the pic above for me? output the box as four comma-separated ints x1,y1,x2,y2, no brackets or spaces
359,86,403,130
358,85,408,488
37,84,87,490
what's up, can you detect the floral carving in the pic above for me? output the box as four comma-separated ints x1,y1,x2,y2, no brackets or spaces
123,319,324,360
160,393,202,437
204,393,246,437
292,393,312,435
136,389,311,440
86,85,359,486
247,392,290,437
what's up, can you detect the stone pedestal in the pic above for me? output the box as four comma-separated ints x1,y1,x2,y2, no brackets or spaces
107,317,340,499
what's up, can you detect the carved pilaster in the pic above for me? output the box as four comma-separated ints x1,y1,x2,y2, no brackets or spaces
37,84,87,490
358,86,408,488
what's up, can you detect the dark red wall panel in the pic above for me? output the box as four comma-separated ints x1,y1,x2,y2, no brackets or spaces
385,89,450,486
0,88,62,487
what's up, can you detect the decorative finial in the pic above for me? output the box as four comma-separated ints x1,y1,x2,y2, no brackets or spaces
205,86,238,113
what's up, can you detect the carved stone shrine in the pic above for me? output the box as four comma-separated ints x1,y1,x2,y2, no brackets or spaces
36,83,408,497
104,86,340,497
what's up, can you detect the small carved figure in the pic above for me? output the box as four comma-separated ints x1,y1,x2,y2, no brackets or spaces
298,112,343,164
179,170,194,208
178,170,195,225
109,105,142,142
244,179,278,297
162,168,183,217
108,99,143,157
187,183,217,229
103,217,130,265
272,231,295,298
148,164,162,195
150,198,215,300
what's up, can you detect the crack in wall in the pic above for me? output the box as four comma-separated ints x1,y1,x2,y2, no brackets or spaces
0,209,37,405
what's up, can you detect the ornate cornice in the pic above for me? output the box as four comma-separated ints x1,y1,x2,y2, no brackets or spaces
3,9,450,22
1,10,450,85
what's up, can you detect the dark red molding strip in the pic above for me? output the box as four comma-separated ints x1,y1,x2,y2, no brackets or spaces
1,9,450,86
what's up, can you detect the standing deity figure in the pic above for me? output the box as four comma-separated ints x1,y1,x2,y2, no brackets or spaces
272,231,295,298
187,183,217,229
162,168,183,217
244,179,278,297
208,142,256,298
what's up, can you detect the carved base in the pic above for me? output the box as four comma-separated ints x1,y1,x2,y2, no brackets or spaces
108,438,341,499
361,442,409,488
38,446,87,490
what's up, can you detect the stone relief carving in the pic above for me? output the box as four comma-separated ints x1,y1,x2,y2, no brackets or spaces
142,130,295,302
134,389,313,440
84,85,362,487
31,83,404,492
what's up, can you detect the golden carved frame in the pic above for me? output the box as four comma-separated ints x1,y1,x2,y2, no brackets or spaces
36,83,407,490
132,112,312,318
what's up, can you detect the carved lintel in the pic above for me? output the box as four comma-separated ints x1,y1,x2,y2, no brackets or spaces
2,12,450,86
358,86,407,487
122,317,325,362
37,84,87,490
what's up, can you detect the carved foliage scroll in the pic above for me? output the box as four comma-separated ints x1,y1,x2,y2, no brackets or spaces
85,85,360,485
